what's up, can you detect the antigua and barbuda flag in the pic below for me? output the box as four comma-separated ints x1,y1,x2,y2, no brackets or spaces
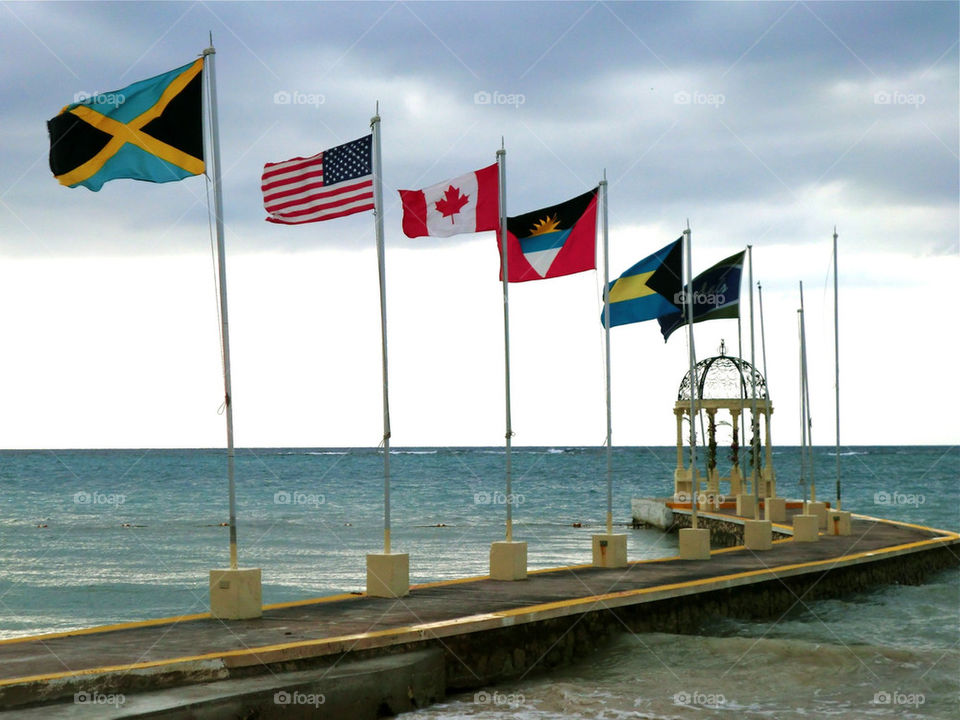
603,238,683,328
398,164,499,237
48,59,204,191
500,188,598,282
655,249,746,341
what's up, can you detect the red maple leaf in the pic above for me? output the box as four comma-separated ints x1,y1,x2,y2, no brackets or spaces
434,185,470,223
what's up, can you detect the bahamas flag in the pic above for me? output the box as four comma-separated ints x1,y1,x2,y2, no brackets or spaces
500,188,597,282
48,59,204,191
657,250,745,341
602,238,682,328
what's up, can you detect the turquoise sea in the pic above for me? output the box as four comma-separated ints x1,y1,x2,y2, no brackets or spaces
1,446,957,718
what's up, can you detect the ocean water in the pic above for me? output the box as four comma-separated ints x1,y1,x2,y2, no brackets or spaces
1,446,957,717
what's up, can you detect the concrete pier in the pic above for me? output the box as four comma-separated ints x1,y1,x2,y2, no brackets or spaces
0,511,956,718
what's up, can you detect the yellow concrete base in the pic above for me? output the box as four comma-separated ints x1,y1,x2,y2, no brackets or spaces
828,510,852,536
806,501,828,529
743,519,773,551
591,534,627,568
366,553,410,598
490,541,527,580
209,568,262,620
736,494,757,518
678,527,711,560
792,514,819,542
764,497,787,523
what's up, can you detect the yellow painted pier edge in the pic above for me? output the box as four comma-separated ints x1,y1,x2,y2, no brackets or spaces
1,513,956,691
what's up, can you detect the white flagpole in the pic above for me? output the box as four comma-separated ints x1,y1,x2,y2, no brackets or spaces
371,106,392,554
799,281,815,502
737,309,747,490
757,282,772,490
600,173,612,536
747,245,759,520
202,42,239,570
684,222,698,529
833,227,841,510
797,307,807,502
497,143,513,542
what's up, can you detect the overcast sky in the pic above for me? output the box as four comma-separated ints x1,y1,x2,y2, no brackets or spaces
0,1,957,449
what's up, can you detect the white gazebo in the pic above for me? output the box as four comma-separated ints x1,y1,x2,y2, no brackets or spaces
673,344,775,501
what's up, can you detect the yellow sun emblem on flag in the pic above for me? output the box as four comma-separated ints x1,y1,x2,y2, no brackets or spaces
528,214,560,236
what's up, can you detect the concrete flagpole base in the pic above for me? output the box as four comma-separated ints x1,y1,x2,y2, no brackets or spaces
764,497,787,523
828,510,852,536
366,553,410,598
743,519,773,550
490,541,527,580
591,534,627,568
678,527,711,560
209,568,262,620
736,494,757,518
792,514,819,542
805,501,828,529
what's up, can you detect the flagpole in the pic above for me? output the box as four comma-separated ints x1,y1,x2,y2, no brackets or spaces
747,245,759,520
757,282,772,489
600,172,612,536
497,143,513,543
202,43,239,571
737,307,747,493
684,222,698,530
833,227,841,510
799,281,815,502
371,106,392,555
797,307,807,503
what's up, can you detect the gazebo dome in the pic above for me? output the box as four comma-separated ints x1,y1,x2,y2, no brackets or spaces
677,352,768,402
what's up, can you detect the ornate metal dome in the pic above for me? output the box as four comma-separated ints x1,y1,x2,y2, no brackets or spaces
677,348,768,402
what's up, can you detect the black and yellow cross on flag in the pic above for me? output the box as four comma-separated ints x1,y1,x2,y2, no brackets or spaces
48,59,204,191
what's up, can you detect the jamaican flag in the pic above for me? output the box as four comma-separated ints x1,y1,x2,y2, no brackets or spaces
499,188,597,282
48,59,204,191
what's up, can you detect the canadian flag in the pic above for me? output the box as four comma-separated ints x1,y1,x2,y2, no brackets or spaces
398,164,499,238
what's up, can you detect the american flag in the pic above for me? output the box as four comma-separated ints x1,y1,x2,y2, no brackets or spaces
262,134,374,224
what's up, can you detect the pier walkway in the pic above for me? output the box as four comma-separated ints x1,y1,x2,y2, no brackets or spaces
1,511,957,716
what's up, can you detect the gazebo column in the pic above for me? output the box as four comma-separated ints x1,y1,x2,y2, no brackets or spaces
673,407,688,498
763,408,775,495
729,409,742,496
706,408,719,494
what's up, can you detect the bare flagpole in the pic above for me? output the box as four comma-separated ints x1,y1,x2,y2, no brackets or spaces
371,105,392,554
799,281,815,503
797,307,807,503
497,141,513,542
833,227,841,510
758,282,772,492
684,222,699,529
202,41,239,570
600,172,613,536
747,246,759,520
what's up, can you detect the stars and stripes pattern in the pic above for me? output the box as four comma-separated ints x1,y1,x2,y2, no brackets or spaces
261,134,373,224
